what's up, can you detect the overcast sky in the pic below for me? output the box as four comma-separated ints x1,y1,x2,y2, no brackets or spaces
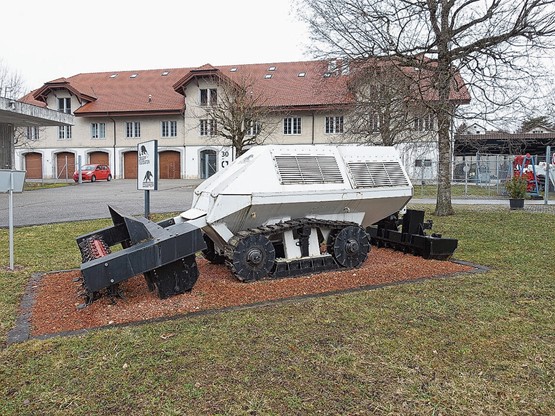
1,0,311,93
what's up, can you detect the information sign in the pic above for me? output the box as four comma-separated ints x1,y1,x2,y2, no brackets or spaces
137,140,158,191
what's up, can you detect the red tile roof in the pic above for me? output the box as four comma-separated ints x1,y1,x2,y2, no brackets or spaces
19,59,470,116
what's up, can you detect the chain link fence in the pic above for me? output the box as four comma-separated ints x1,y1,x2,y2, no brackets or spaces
409,152,554,198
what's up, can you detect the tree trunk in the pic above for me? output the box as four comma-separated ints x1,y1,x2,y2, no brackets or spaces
434,2,455,216
435,110,454,216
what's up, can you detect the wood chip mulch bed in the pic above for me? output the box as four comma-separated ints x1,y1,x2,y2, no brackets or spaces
24,248,476,339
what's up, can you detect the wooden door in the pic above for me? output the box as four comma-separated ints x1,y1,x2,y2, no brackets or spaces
25,153,43,179
124,151,138,179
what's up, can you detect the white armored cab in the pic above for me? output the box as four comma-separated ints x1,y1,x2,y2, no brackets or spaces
175,145,413,281
77,144,413,304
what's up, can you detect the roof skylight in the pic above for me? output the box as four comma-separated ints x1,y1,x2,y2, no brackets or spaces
110,74,118,78
161,71,169,76
268,66,276,71
264,74,273,79
130,74,138,78
298,72,306,77
230,67,237,72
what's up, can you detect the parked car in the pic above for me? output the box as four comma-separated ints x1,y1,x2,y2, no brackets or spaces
73,164,112,182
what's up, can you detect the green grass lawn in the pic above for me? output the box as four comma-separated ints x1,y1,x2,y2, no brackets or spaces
0,207,554,415
414,183,555,199
23,182,72,191
414,183,500,198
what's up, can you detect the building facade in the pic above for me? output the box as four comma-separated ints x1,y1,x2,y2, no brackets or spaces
16,59,469,180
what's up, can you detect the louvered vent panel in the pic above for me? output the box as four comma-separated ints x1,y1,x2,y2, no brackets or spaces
275,155,343,184
348,161,409,188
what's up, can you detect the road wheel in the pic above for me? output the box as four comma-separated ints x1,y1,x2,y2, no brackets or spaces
330,225,370,268
230,234,275,282
107,174,112,181
91,175,96,182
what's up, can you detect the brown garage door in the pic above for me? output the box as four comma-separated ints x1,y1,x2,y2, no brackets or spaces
89,151,109,166
25,153,43,179
124,151,138,179
160,151,181,179
56,152,75,180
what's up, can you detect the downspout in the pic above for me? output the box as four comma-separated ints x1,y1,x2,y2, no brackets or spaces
110,117,117,179
311,111,315,144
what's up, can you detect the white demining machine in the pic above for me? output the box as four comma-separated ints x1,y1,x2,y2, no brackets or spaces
77,145,456,305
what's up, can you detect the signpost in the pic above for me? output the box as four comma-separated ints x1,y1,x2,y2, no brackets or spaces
545,146,552,206
137,140,158,218
0,170,26,270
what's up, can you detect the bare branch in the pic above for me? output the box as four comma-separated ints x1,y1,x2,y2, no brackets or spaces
298,0,555,215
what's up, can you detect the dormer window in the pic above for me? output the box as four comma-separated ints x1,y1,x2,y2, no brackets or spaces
200,88,217,106
58,98,71,114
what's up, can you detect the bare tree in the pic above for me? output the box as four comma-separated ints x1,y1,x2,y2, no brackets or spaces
346,61,412,145
0,59,28,168
344,59,445,147
298,0,555,215
517,115,554,132
198,74,278,157
0,59,26,99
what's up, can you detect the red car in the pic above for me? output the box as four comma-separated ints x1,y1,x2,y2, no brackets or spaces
73,164,112,182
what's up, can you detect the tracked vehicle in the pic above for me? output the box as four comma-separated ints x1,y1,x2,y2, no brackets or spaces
77,145,414,303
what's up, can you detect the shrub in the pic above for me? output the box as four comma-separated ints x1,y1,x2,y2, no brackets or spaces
505,175,528,199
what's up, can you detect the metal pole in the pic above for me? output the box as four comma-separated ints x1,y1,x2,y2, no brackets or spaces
9,172,14,270
545,146,551,205
495,155,499,195
78,155,82,184
144,189,150,219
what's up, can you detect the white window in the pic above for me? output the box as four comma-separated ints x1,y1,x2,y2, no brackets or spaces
26,126,39,141
161,121,177,137
58,126,72,140
325,116,344,134
246,120,261,136
200,119,217,136
369,113,381,132
415,159,433,167
91,123,106,139
126,122,141,138
200,88,217,106
284,117,301,135
414,114,434,131
58,98,71,114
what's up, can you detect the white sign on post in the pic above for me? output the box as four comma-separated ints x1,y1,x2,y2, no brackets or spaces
0,169,26,193
0,170,27,271
137,140,158,191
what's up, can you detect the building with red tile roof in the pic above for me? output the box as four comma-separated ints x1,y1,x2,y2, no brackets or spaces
15,59,469,180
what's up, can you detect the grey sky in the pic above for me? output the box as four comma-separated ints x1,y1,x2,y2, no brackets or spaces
1,0,310,93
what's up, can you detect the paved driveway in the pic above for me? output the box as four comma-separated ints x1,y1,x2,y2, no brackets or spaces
0,179,201,227
2,180,553,228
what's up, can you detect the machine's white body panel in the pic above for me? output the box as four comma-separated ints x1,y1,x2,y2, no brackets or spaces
190,145,413,246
